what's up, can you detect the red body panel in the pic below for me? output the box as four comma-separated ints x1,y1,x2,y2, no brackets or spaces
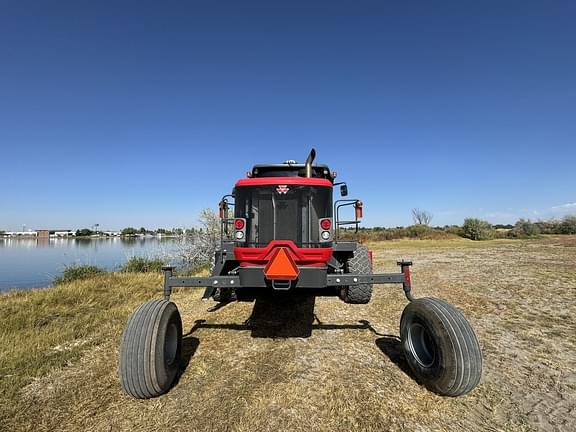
235,177,333,188
234,240,332,267
402,264,411,285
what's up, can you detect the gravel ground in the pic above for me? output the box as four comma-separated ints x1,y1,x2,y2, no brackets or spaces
10,237,576,432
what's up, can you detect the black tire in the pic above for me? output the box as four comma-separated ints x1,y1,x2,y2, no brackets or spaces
341,245,373,304
119,300,182,399
400,297,482,396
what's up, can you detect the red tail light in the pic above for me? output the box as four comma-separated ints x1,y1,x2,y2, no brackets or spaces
320,219,332,230
234,219,245,230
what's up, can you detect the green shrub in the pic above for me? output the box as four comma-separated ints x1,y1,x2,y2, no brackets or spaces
338,225,456,241
121,256,164,273
534,220,559,234
121,227,138,236
462,218,493,240
406,224,430,238
53,264,105,285
445,225,464,237
509,219,541,238
559,215,576,234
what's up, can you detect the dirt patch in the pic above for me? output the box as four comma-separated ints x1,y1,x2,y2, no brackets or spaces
3,237,576,431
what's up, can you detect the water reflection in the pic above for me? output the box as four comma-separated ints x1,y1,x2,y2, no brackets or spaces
37,238,51,247
0,237,166,248
0,237,182,291
1,237,42,248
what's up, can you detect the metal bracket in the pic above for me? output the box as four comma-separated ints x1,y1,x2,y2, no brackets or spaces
162,266,174,301
397,260,415,301
167,275,240,288
162,265,240,301
327,273,405,285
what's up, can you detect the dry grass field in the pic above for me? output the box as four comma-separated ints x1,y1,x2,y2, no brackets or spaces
1,236,575,431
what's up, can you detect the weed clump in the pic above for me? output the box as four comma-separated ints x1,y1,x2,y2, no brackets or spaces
53,264,106,285
121,256,164,273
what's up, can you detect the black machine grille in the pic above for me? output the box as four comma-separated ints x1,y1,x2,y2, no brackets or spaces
235,184,332,247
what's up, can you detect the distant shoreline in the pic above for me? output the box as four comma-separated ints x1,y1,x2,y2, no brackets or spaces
0,234,183,239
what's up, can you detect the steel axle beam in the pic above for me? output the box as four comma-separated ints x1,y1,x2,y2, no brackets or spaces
161,260,415,302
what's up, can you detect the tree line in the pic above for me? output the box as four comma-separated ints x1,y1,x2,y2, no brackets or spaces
343,214,576,241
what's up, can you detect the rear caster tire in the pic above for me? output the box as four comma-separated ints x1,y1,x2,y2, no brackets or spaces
340,245,373,304
119,300,182,399
400,297,482,396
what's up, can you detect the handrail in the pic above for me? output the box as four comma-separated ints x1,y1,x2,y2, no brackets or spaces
334,199,360,240
219,195,235,241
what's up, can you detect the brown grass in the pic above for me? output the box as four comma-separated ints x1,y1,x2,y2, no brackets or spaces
2,236,576,431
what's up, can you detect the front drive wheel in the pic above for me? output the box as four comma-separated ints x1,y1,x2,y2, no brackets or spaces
119,300,182,398
400,297,482,396
340,245,373,304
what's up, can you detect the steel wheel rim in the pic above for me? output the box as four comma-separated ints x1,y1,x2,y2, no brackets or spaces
164,322,178,366
408,322,436,368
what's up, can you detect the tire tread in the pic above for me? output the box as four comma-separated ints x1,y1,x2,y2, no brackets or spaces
400,297,482,396
119,300,182,399
343,245,373,304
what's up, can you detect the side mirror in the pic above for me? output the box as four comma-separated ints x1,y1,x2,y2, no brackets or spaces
340,184,348,197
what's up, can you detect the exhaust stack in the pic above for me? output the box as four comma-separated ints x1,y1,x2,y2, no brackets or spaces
305,148,316,178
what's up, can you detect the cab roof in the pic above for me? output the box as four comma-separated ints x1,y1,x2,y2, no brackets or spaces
236,177,333,188
249,163,335,182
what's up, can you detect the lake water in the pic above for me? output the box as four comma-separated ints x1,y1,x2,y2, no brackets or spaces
0,237,182,292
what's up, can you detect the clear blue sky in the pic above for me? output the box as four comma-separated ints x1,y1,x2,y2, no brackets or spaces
1,0,575,231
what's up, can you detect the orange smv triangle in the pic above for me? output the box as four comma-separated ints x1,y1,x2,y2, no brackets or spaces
264,247,300,280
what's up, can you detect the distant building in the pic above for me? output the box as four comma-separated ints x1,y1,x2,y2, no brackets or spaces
102,231,121,237
35,230,74,238
5,231,37,237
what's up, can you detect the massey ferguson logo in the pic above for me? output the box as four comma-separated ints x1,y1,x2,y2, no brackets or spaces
276,185,290,194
